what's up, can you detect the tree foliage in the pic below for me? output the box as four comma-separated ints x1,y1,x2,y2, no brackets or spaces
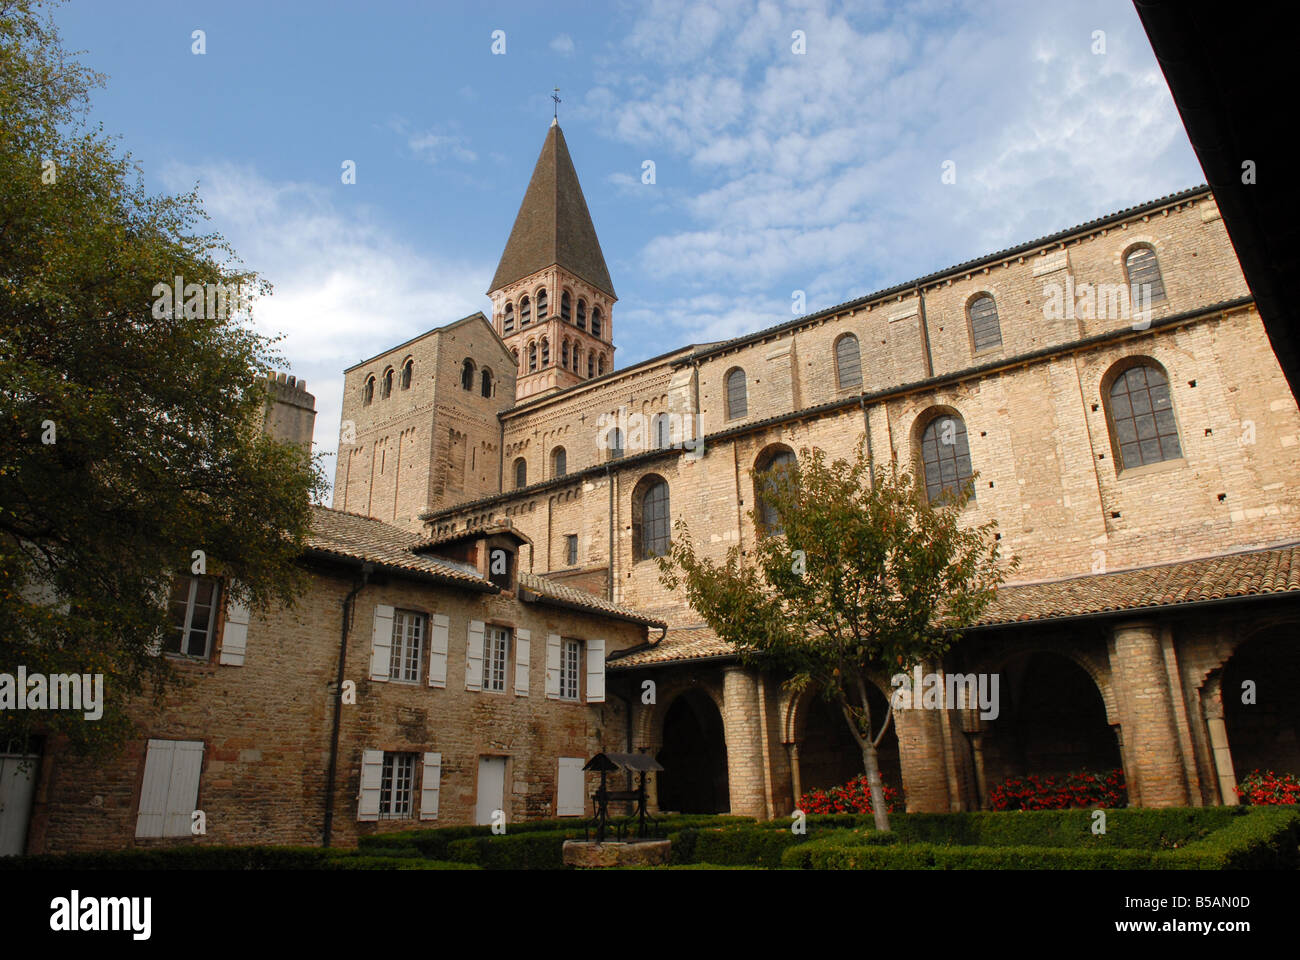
0,0,325,754
658,438,1015,829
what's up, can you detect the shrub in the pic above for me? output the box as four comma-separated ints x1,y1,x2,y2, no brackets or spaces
798,775,904,815
1235,770,1300,806
987,769,1126,810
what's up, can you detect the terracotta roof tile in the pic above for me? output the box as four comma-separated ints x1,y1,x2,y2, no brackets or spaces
307,507,492,587
518,571,665,627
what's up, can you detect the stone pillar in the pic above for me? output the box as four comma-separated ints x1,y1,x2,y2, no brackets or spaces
721,666,769,818
786,743,803,810
893,700,952,813
1201,681,1239,806
1109,620,1190,806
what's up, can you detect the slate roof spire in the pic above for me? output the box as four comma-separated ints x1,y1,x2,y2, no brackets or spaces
488,123,616,298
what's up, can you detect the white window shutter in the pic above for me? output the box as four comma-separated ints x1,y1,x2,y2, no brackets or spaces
427,614,449,688
419,752,442,820
545,634,562,699
557,757,585,816
465,620,485,691
586,638,606,703
163,741,204,837
218,583,250,666
369,604,395,681
358,749,384,821
514,629,531,696
135,739,175,838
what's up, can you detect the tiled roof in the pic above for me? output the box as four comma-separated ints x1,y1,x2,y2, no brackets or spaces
518,571,666,627
413,522,530,551
307,507,494,587
608,544,1300,667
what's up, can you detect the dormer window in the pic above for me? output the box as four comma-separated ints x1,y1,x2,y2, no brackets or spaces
488,545,515,591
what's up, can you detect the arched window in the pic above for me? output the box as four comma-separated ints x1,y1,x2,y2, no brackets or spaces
461,358,475,391
919,413,975,503
528,342,538,373
514,457,527,489
754,446,796,536
561,291,572,321
572,344,581,372
726,368,747,419
606,427,623,461
1125,246,1167,302
968,295,1002,352
652,413,671,449
633,476,670,560
562,340,570,369
480,368,493,398
363,376,375,405
552,446,567,478
381,367,394,399
541,337,550,367
536,288,548,319
521,295,532,325
511,348,519,370
401,358,413,390
1105,361,1181,470
592,307,603,339
597,354,606,376
576,299,587,330
503,302,515,335
587,351,595,379
835,334,862,389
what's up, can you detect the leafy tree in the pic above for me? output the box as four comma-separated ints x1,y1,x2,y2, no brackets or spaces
658,439,1014,830
0,0,325,755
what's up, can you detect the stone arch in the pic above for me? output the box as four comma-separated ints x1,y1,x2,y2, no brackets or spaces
654,687,730,814
783,678,903,800
1221,621,1300,788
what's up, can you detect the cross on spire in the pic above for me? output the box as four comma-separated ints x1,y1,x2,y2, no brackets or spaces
552,86,561,123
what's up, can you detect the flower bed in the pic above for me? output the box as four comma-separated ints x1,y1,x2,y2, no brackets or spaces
988,769,1126,810
797,774,904,815
1235,769,1300,805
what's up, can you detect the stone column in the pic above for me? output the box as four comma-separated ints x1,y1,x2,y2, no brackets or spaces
721,666,769,818
1109,620,1190,806
786,743,803,810
893,698,952,813
1201,680,1239,806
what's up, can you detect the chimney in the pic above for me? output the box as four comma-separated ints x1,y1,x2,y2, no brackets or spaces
259,371,317,449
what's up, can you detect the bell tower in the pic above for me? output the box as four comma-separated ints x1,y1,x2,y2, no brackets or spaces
488,120,617,401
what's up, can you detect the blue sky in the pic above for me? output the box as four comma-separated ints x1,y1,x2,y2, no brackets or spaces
53,0,1204,495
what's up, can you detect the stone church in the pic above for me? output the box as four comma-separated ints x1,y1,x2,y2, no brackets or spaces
8,120,1300,854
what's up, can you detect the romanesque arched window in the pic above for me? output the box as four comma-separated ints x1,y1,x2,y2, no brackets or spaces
541,337,550,367
835,334,862,389
652,412,671,449
919,412,975,503
591,307,602,339
514,457,527,489
521,295,532,325
1125,246,1167,303
552,446,567,478
597,354,606,376
363,375,375,406
561,291,572,321
562,340,570,369
460,359,475,391
528,341,537,373
968,295,1002,352
587,351,595,379
480,368,493,398
632,475,670,560
511,348,519,371
726,368,747,419
381,367,394,399
401,358,413,390
503,302,515,335
537,288,548,319
576,299,587,330
1105,360,1182,470
754,445,797,536
606,427,623,461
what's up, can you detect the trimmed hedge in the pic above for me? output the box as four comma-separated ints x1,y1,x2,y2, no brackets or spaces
0,844,479,871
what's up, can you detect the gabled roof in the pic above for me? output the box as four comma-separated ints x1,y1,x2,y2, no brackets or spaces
517,571,666,627
489,122,616,299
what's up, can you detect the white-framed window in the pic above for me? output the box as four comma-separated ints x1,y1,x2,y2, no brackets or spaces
136,739,204,838
560,638,582,701
485,626,511,693
389,610,426,683
166,576,219,658
380,752,417,819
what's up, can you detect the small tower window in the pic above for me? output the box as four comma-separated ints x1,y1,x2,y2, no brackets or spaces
401,359,413,390
587,351,595,379
561,291,572,321
597,355,606,377
503,302,514,335
541,337,550,367
481,368,493,398
381,367,394,399
528,342,538,373
461,359,475,391
363,376,375,405
592,307,603,339
562,339,570,369
577,299,587,330
537,288,548,319
521,296,532,325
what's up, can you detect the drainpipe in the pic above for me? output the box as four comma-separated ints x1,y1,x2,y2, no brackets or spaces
323,561,372,847
606,463,614,601
859,394,875,490
915,282,935,379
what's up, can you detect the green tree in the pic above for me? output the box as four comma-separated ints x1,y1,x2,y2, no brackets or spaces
0,0,325,754
658,439,1014,830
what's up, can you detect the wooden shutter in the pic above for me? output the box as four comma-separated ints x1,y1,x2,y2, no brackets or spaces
557,758,585,816
163,741,204,837
545,634,562,699
135,739,175,838
465,620,485,691
586,638,606,703
218,583,250,666
369,604,395,681
427,614,449,688
357,749,384,822
419,752,442,821
514,628,531,697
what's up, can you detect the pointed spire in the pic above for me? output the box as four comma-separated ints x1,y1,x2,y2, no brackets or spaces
488,124,615,298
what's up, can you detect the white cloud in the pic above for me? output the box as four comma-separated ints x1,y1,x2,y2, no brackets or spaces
550,33,575,56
